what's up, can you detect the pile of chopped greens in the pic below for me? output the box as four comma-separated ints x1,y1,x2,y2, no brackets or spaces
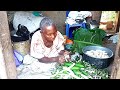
71,28,106,54
50,60,109,79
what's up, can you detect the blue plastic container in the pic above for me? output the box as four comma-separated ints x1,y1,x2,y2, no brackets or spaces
65,11,86,39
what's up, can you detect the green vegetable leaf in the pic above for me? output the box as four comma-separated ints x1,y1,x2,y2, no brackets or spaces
71,28,106,54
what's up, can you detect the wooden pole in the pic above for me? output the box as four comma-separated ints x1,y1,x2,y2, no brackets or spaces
0,11,17,79
0,41,7,79
115,11,120,33
110,26,120,79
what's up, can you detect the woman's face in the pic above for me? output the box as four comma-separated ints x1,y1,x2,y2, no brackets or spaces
42,25,57,42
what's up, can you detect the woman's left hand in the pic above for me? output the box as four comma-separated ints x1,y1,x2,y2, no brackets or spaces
59,50,71,61
63,50,70,56
63,50,71,61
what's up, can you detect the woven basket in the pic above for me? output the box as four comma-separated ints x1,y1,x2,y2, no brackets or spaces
12,40,30,56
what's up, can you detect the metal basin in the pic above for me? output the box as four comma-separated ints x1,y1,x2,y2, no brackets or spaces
82,45,114,69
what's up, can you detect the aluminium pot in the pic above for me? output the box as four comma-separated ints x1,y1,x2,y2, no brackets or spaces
82,46,114,69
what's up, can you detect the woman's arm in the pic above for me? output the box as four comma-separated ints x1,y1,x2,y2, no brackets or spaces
38,57,58,63
38,56,65,64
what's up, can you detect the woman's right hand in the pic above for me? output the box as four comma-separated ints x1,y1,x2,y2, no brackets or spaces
57,55,66,64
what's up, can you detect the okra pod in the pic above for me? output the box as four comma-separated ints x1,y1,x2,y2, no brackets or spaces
71,66,80,70
80,70,89,76
72,70,81,75
63,62,73,67
74,63,85,68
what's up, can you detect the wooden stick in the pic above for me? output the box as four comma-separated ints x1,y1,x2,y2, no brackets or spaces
110,26,120,79
0,11,17,79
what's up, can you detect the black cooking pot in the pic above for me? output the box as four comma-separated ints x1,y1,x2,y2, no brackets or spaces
82,46,114,69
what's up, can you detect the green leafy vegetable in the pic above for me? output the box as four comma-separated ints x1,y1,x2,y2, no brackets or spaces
71,28,106,54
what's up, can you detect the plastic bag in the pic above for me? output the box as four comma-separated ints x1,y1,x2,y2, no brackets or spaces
13,50,24,67
13,11,45,33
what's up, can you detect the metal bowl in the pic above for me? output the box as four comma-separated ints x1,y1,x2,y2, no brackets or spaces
82,45,114,69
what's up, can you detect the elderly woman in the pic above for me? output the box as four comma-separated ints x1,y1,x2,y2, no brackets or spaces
17,17,70,79
30,17,70,64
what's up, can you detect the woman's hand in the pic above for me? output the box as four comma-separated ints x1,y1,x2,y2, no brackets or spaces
58,50,71,64
59,50,71,61
57,55,66,64
63,50,70,56
63,50,71,61
59,50,70,55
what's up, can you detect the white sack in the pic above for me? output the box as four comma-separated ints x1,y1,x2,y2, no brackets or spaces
13,11,45,33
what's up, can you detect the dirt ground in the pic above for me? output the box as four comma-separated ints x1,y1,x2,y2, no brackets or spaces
102,37,117,74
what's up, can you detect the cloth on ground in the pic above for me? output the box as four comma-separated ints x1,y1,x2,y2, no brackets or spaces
17,54,58,79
